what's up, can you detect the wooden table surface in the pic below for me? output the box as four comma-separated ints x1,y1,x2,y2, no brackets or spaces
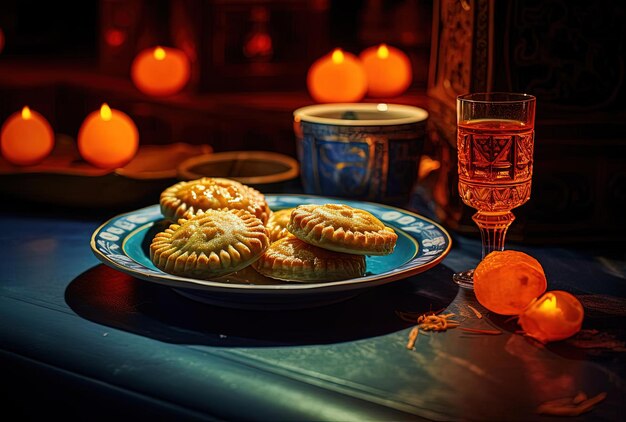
0,199,624,421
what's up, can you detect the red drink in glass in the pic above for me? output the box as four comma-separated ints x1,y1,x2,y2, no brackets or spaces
457,119,534,213
453,93,536,289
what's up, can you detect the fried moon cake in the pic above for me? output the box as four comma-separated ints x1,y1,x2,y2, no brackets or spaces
287,204,397,255
160,177,271,223
265,208,295,243
150,209,270,279
253,237,366,282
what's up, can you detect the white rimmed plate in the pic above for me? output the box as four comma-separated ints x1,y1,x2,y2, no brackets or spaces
90,194,452,309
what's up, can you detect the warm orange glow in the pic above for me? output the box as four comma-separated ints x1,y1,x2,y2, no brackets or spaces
537,294,558,313
78,105,139,169
104,28,126,47
331,49,344,64
360,44,412,97
100,103,112,121
377,44,389,59
307,49,367,103
153,46,166,60
400,31,417,45
1,106,54,166
131,46,191,96
473,250,547,315
244,33,273,59
519,291,584,343
418,156,441,180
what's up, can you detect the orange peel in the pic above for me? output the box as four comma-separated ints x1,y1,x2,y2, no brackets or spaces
519,290,584,343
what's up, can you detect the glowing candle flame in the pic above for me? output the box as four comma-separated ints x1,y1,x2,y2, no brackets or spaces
132,46,191,96
519,290,584,343
377,44,390,59
78,104,139,168
538,294,558,313
153,46,166,61
331,49,344,64
100,103,112,121
2,106,54,166
360,43,412,97
307,48,367,102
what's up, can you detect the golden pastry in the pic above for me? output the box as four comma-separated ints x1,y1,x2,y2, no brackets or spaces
265,207,296,243
160,177,270,223
253,237,366,282
150,208,270,279
287,204,397,255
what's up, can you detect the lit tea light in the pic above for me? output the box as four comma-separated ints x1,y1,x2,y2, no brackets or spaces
78,103,139,169
360,43,412,97
307,48,367,103
1,106,54,166
519,290,584,343
131,46,191,96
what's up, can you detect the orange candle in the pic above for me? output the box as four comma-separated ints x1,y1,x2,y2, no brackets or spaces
360,44,412,97
78,103,139,169
519,291,584,343
307,48,367,103
131,46,191,96
1,106,54,166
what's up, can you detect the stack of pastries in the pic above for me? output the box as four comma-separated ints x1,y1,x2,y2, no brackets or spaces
150,177,398,283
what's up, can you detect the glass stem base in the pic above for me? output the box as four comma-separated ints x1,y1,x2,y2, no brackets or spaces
453,270,475,289
453,211,516,290
473,211,515,259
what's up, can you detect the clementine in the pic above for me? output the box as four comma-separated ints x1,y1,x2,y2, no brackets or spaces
473,250,548,315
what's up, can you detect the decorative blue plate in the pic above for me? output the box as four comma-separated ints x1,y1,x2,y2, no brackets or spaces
90,194,452,309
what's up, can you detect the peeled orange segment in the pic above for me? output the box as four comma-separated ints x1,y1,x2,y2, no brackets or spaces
519,290,584,343
473,250,548,315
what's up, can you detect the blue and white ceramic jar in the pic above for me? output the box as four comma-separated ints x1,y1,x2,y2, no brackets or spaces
293,103,428,204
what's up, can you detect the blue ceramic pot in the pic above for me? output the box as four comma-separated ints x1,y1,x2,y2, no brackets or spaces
294,103,428,204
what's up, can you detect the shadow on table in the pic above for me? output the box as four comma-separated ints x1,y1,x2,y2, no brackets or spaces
65,263,457,347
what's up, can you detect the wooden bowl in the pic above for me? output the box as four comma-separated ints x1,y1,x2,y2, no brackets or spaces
177,151,300,192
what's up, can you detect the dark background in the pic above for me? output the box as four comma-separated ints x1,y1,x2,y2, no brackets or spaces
0,0,624,246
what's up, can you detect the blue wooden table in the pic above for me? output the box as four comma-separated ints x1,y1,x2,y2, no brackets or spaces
1,203,624,421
